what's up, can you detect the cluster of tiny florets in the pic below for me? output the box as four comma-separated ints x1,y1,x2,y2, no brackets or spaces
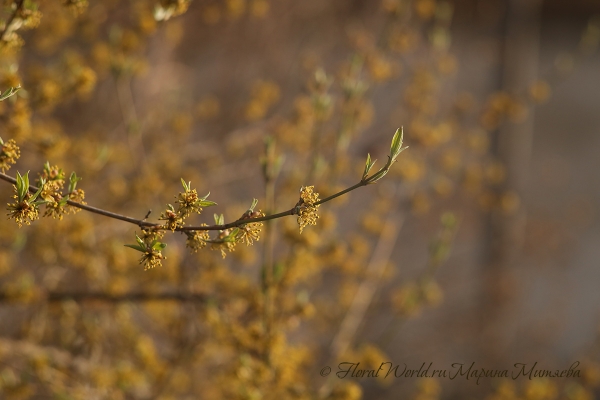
141,228,165,244
67,188,86,212
159,207,184,231
176,188,202,218
139,249,166,271
211,241,236,259
297,186,320,234
39,165,65,188
237,210,265,246
7,190,39,227
138,229,167,270
186,227,210,252
40,180,65,219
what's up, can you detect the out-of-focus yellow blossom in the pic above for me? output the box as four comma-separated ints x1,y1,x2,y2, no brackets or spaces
454,91,475,113
62,0,89,15
202,5,221,24
414,0,437,20
226,0,246,20
73,66,97,97
437,53,458,75
529,80,551,103
500,190,520,214
438,147,461,173
391,283,422,316
478,190,496,212
389,27,420,53
415,378,441,398
463,163,483,192
433,175,453,198
0,138,20,172
250,0,269,18
485,161,506,185
382,0,406,15
196,95,221,120
411,190,431,214
395,153,426,182
36,78,62,110
245,79,280,121
154,0,191,21
367,53,395,82
524,379,558,400
170,112,192,136
466,130,490,155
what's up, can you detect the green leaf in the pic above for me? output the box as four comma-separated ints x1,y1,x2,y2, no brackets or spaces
124,244,147,253
214,213,224,226
390,127,403,156
390,127,409,161
152,241,167,250
224,227,240,242
23,171,29,192
200,192,211,200
15,171,24,200
30,178,45,202
362,153,377,180
197,200,217,208
249,198,258,212
135,233,145,248
0,85,20,102
68,172,82,193
367,168,389,184
180,178,190,192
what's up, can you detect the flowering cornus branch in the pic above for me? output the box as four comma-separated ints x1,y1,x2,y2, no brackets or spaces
1,128,407,268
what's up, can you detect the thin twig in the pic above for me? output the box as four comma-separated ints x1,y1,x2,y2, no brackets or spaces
0,171,372,232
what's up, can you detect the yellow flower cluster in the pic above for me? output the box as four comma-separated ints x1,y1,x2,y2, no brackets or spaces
176,187,202,218
297,185,320,234
211,234,236,259
244,79,281,121
185,228,210,252
237,211,265,246
136,229,167,270
6,190,40,227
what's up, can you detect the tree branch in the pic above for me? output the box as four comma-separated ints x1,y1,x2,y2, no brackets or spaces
0,171,371,232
